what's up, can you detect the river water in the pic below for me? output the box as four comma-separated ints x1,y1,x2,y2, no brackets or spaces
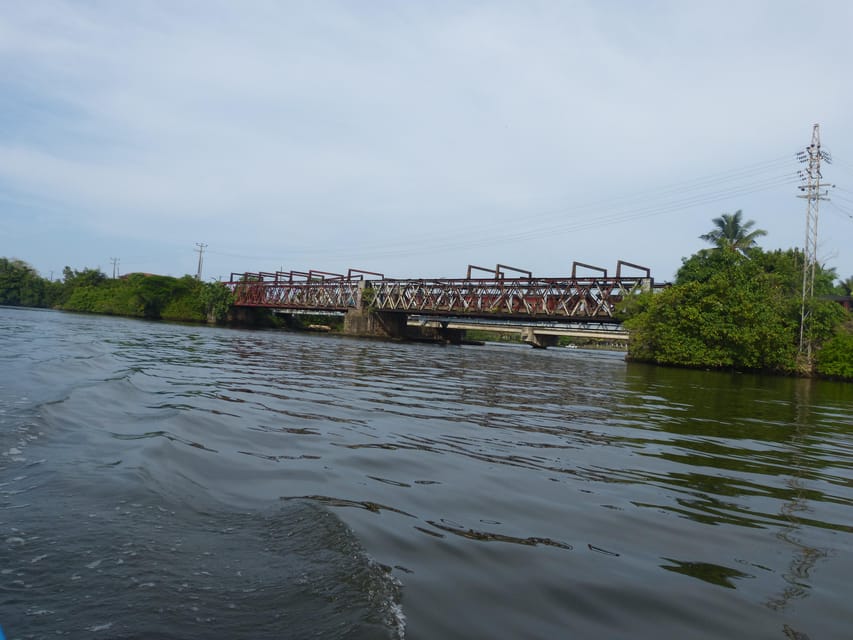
0,306,851,639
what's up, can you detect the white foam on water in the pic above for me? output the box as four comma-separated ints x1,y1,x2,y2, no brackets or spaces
389,601,407,639
85,559,103,569
87,622,113,632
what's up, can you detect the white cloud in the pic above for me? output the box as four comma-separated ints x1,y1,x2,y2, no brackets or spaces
1,1,852,280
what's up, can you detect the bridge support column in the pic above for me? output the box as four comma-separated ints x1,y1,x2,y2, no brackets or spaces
521,327,560,349
410,324,466,345
344,309,407,339
436,326,465,345
227,306,277,327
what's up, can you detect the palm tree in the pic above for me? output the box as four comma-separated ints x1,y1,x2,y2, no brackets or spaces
840,276,853,296
700,210,767,253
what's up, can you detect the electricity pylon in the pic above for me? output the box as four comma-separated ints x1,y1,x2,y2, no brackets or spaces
796,124,832,362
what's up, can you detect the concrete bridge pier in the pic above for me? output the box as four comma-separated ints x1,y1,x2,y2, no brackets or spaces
412,323,466,345
344,310,467,344
521,327,560,349
434,325,465,345
227,306,277,327
344,309,408,339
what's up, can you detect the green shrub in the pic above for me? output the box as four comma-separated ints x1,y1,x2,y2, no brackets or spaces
815,329,853,379
627,260,799,372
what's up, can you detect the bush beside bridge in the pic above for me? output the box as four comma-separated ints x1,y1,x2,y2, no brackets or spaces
624,247,851,378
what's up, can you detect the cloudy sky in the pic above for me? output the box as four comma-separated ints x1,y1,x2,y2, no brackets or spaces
2,1,852,283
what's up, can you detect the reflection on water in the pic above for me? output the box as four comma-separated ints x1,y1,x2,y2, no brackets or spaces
1,307,851,639
765,379,830,613
617,365,850,639
660,557,754,589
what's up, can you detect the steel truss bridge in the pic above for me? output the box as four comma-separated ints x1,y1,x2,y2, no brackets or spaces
226,261,662,328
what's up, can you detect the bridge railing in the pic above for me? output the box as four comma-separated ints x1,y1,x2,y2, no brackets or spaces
370,276,654,320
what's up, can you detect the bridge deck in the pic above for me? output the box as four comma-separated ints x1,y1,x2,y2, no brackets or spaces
409,317,630,341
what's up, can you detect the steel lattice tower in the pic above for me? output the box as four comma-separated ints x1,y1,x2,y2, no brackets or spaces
796,124,831,360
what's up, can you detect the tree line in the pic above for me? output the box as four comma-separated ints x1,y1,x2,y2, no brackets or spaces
624,211,853,380
2,211,852,381
0,258,233,323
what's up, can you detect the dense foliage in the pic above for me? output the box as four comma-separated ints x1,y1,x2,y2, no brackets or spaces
0,258,233,323
815,321,853,379
625,245,851,377
0,258,63,307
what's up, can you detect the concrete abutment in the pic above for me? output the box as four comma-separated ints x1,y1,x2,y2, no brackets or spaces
520,327,561,349
343,309,408,339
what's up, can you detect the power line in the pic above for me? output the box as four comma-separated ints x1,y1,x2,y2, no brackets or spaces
333,174,792,262
354,157,799,256
833,192,853,206
206,152,804,270
293,171,800,263
827,201,853,221
830,156,853,175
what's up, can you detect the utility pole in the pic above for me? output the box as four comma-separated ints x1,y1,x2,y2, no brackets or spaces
195,243,208,280
110,257,120,279
796,124,832,362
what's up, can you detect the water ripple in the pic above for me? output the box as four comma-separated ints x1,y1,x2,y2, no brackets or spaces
2,308,852,639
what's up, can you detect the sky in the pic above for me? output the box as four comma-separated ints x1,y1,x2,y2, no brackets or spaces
2,0,852,284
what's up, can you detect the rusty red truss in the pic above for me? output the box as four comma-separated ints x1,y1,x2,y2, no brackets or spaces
226,269,657,321
227,273,362,310
370,275,653,320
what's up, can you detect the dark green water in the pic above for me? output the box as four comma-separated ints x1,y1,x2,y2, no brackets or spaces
1,307,851,638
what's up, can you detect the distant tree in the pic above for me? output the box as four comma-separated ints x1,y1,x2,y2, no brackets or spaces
700,210,767,253
61,266,107,289
198,281,235,323
0,258,59,307
839,276,853,296
1,257,233,322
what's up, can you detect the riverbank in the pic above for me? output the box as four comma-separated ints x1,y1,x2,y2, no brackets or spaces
1,255,849,380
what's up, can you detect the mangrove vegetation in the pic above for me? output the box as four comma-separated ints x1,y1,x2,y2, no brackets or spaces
0,258,233,323
624,212,852,379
